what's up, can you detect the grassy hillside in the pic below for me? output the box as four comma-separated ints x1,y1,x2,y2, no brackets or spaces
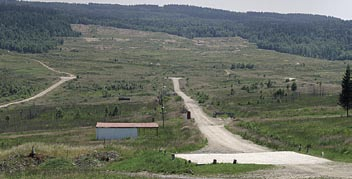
0,24,351,177
0,23,348,146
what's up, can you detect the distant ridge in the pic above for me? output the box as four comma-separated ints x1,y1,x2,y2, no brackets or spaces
1,1,352,60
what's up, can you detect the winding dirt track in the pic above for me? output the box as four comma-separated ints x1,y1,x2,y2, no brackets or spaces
170,77,352,178
0,60,76,109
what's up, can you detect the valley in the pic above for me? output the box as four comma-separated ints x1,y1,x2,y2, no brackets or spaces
0,24,351,178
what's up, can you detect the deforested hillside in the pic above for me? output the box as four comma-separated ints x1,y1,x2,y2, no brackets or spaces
23,2,352,60
1,1,352,60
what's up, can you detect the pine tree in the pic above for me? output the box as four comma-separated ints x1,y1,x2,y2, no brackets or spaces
339,65,352,117
291,82,297,92
112,106,119,116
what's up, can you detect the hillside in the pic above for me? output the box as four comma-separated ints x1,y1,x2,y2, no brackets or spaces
0,3,80,53
7,1,352,60
0,22,352,178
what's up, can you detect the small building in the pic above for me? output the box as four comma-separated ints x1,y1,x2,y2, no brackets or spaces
285,77,296,82
96,122,159,140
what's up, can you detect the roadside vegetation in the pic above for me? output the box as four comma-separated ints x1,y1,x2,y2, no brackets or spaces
227,117,352,162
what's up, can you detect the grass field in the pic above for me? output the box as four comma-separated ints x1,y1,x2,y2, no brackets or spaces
0,24,351,177
1,24,347,132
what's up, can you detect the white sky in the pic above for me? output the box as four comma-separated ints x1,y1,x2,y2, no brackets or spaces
27,0,352,20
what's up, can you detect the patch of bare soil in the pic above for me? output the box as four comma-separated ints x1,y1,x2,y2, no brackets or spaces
84,37,100,42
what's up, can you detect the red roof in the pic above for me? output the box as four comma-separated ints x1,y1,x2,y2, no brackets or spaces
96,122,159,128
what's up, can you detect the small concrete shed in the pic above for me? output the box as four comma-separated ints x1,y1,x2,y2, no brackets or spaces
96,122,159,140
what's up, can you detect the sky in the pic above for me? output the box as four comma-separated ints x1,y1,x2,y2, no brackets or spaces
27,0,352,20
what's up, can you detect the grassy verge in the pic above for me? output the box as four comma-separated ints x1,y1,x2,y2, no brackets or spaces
107,151,272,176
227,117,352,162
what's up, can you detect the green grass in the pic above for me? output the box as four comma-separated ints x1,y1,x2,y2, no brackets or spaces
117,118,206,153
227,117,352,162
39,158,75,170
108,151,193,174
107,151,272,176
1,170,150,179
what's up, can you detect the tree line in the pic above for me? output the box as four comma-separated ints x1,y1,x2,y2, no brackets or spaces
1,1,352,60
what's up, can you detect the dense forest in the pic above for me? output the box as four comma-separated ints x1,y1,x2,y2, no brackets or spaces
0,2,80,53
1,1,352,60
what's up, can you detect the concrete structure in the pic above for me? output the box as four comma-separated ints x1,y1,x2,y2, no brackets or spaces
176,152,330,165
96,122,159,140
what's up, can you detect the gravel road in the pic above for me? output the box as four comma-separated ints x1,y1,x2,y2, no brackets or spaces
171,77,269,153
170,77,352,178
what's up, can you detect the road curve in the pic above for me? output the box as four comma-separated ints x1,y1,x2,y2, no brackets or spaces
170,77,269,153
0,60,76,109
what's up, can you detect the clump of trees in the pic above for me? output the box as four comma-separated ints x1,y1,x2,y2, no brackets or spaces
230,63,255,70
195,92,209,103
0,68,37,99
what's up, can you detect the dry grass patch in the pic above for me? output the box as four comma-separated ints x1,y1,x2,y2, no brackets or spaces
0,143,103,160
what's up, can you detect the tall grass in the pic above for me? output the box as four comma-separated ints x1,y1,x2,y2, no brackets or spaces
0,143,103,160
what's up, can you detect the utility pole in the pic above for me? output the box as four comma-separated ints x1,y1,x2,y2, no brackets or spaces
160,84,165,128
161,105,165,128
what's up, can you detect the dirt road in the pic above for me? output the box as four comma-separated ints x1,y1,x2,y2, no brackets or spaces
171,77,269,153
170,77,352,178
0,60,76,109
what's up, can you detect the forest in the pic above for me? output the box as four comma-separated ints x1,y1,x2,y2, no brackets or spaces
1,1,352,60
0,3,80,53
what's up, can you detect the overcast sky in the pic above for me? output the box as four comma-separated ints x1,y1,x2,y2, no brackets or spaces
27,0,352,20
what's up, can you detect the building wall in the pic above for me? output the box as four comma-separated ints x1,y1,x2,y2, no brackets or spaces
96,128,138,140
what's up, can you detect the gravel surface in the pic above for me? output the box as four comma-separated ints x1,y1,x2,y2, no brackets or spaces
176,152,330,165
171,77,269,153
170,77,352,178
